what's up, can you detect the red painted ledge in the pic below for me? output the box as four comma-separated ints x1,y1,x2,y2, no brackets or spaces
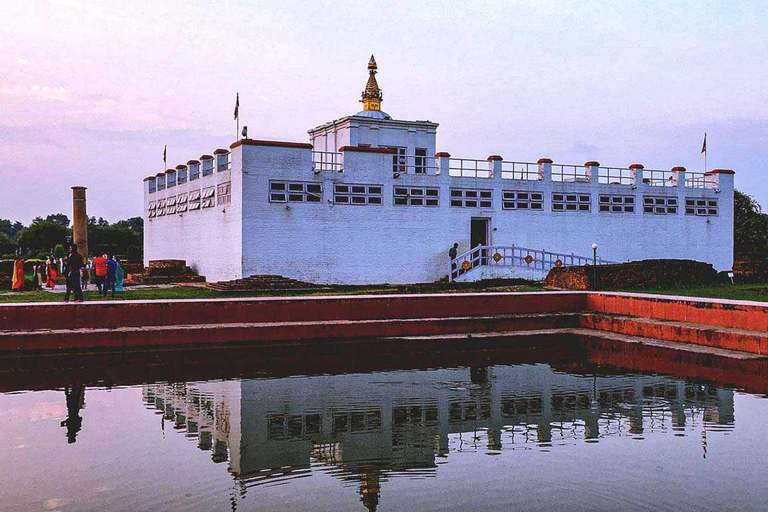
230,139,313,150
671,166,686,172
213,148,229,154
487,155,503,161
435,152,451,158
175,164,187,169
537,158,553,164
200,154,214,160
186,159,200,165
629,163,644,170
339,146,394,154
584,161,600,167
708,169,735,175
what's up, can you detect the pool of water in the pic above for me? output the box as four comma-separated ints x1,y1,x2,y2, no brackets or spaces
2,336,768,511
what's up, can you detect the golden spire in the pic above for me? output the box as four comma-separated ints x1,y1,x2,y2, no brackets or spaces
361,54,383,112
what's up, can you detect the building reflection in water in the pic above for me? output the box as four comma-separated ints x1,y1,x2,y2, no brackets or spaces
61,385,86,444
142,364,734,511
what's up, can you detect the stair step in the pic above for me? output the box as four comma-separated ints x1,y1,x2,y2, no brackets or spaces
0,313,580,352
580,313,768,356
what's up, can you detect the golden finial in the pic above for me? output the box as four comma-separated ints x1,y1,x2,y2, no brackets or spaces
361,55,382,111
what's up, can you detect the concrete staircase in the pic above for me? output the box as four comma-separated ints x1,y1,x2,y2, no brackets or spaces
207,274,324,292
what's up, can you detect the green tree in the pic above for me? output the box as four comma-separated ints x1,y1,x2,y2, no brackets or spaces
14,221,69,256
88,224,142,260
115,217,143,237
734,190,768,254
0,232,14,256
53,244,67,259
0,219,24,240
45,213,71,228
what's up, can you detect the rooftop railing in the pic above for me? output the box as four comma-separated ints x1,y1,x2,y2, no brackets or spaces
598,167,634,186
446,158,493,178
312,151,343,172
685,172,718,189
500,161,542,181
551,164,590,183
393,155,438,175
644,169,676,187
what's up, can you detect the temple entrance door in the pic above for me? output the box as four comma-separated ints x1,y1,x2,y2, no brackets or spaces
470,218,490,249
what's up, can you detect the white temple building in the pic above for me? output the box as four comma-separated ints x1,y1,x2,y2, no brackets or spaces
143,56,734,284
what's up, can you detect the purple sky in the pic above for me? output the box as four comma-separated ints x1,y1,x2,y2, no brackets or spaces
2,0,767,224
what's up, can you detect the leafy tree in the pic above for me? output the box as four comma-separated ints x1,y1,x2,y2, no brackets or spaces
0,232,14,256
45,213,71,228
734,190,768,255
0,219,24,240
115,217,143,237
53,244,67,259
88,224,142,260
15,221,68,256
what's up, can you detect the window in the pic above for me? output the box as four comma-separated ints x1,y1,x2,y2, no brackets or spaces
218,182,231,205
450,188,493,208
166,196,176,207
643,196,678,214
201,186,215,208
552,193,591,212
334,184,382,205
189,163,200,181
166,204,177,215
167,173,176,188
502,191,543,210
202,159,214,177
685,197,718,216
156,175,166,191
147,200,156,218
269,181,323,203
415,148,428,174
389,147,406,174
394,186,439,206
216,153,230,172
148,179,156,194
599,195,635,213
177,167,187,185
188,190,201,210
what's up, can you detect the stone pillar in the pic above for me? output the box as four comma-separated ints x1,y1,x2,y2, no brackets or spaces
584,161,600,183
537,158,553,181
435,152,451,176
71,186,88,259
629,163,644,188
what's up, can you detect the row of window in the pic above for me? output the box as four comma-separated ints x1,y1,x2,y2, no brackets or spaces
266,182,719,216
148,154,229,193
147,183,231,218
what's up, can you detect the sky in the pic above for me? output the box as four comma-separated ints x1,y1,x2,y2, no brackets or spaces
1,0,767,224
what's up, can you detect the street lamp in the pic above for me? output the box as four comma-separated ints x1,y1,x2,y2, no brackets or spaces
591,243,598,265
591,243,598,290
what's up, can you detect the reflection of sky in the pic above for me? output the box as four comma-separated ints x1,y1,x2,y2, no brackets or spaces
2,0,767,223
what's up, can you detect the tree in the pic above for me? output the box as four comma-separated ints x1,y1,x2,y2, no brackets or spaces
734,190,768,255
14,221,69,256
115,217,143,237
0,219,24,240
88,224,142,260
0,232,14,256
53,244,67,259
45,213,71,228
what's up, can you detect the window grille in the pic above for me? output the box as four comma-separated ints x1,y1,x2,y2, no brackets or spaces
148,210,156,218
202,187,215,199
156,207,165,217
148,180,156,193
415,148,428,174
217,182,232,205
202,159,214,177
148,200,156,211
189,164,200,181
269,181,323,203
157,198,166,209
201,187,215,208
177,192,188,204
166,205,177,215
552,193,591,212
502,191,543,210
643,196,678,214
598,195,635,213
166,196,176,206
177,168,187,185
167,173,176,188
188,200,201,211
685,198,718,216
450,188,493,208
394,186,439,206
389,147,406,174
176,203,188,213
334,184,382,205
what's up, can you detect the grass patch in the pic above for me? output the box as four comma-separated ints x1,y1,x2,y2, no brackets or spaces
616,283,768,302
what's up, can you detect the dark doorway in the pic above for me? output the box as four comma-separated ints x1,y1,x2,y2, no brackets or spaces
470,218,490,248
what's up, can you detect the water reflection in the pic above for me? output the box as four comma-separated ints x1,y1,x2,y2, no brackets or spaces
60,385,86,444
142,363,735,511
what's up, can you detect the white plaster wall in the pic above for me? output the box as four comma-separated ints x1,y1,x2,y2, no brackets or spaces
143,154,243,282
238,145,733,284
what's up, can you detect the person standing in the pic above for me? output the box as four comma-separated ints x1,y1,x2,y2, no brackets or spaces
64,244,84,302
106,255,118,298
448,242,459,275
80,263,89,290
46,256,58,289
92,253,108,297
114,256,125,293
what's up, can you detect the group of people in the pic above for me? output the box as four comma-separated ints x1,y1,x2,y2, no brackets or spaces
21,257,59,291
62,244,125,302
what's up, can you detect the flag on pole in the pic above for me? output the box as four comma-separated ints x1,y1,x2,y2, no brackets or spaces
163,144,167,165
701,133,707,154
234,93,239,120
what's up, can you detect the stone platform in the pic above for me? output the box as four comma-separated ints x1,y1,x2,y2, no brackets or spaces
0,292,766,358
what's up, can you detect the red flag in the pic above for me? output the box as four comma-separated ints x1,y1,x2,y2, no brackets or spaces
701,133,707,154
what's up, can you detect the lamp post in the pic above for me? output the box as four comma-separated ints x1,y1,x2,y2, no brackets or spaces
591,243,598,290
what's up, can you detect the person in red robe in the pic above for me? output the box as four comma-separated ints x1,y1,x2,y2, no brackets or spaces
11,258,24,291
46,257,58,289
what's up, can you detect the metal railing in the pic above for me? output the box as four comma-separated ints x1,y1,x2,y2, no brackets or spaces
500,161,542,181
551,164,590,183
449,244,617,281
312,151,343,172
598,167,634,186
446,158,493,178
392,155,438,175
644,169,676,187
685,172,717,189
